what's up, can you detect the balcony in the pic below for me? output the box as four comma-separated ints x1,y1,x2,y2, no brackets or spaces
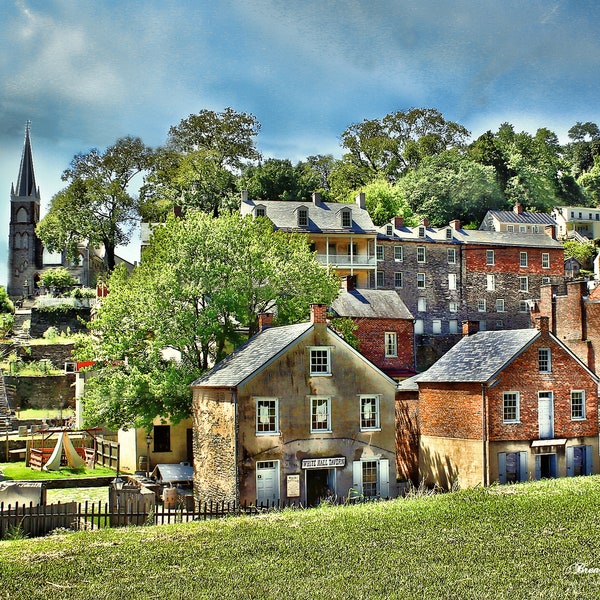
315,254,376,268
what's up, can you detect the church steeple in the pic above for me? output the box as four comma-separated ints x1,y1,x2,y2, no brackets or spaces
13,121,40,200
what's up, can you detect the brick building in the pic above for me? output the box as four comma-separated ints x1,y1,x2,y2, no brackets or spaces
191,304,398,506
415,317,599,489
330,275,415,380
376,218,565,369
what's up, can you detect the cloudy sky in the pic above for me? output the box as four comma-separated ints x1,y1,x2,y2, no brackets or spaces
2,0,600,286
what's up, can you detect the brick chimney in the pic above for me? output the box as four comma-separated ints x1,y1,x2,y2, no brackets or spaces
535,316,549,332
422,219,429,228
449,219,461,230
312,191,321,205
310,303,328,324
544,224,556,240
514,202,523,215
355,192,366,209
258,313,274,332
173,205,182,218
394,216,404,228
341,275,356,292
241,190,248,203
462,320,480,336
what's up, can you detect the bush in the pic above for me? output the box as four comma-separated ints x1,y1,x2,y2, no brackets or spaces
0,286,14,314
0,314,14,338
40,268,78,296
70,287,96,299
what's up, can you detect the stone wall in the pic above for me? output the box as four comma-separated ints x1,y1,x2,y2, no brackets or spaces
18,342,75,366
4,375,76,410
30,307,91,338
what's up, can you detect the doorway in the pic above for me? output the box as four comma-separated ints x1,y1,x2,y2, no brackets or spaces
306,469,335,506
536,453,557,479
538,392,554,439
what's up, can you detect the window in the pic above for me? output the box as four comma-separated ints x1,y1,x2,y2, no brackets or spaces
519,300,529,313
449,301,458,313
498,451,528,483
341,208,352,228
571,390,585,420
567,446,593,477
520,252,528,267
519,225,526,233
538,348,551,373
386,224,393,236
487,274,495,291
310,397,331,432
446,228,453,239
394,272,402,288
310,347,331,375
376,271,384,288
496,299,505,312
384,332,397,357
507,225,514,232
449,319,458,334
542,253,550,269
542,277,550,284
256,398,279,434
503,392,520,423
297,207,309,228
255,205,266,218
376,245,384,261
495,320,504,328
479,320,487,331
432,319,442,334
394,246,403,261
417,246,426,263
360,396,380,430
417,273,425,289
415,319,424,334
486,250,495,265
519,276,529,292
417,297,427,312
477,299,486,312
153,425,171,452
533,225,539,233
448,273,457,290
418,226,425,237
447,248,456,264
353,459,389,498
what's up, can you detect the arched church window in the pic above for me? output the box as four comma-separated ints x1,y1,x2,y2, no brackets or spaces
21,232,29,249
16,207,28,223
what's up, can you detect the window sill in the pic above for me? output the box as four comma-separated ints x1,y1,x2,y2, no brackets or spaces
360,428,381,433
310,429,332,434
310,373,332,377
503,420,520,425
255,431,281,436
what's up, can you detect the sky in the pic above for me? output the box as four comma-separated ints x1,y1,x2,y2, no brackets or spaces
2,0,600,287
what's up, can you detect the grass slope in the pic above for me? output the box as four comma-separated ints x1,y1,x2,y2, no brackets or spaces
2,477,600,599
1,462,115,480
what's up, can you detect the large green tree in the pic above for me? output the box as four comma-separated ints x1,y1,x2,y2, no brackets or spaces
76,211,339,429
37,136,154,271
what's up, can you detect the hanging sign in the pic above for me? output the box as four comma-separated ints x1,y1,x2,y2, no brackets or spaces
301,457,346,469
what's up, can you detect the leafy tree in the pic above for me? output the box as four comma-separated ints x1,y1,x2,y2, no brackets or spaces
76,211,339,429
565,121,600,178
39,267,79,296
563,239,597,267
37,136,154,271
0,286,14,314
353,179,416,226
578,156,600,206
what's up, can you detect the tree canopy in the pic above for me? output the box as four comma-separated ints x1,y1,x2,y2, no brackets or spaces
76,211,339,429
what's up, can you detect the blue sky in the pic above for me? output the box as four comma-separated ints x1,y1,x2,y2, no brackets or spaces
2,0,600,286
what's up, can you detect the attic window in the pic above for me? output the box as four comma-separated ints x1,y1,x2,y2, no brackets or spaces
446,228,452,239
386,224,393,236
418,226,425,237
298,207,309,228
341,208,352,228
255,205,266,218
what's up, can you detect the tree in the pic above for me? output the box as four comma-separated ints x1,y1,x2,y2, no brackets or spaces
353,179,416,226
140,108,261,218
563,239,597,267
76,211,340,429
37,136,154,271
39,267,78,296
0,287,14,314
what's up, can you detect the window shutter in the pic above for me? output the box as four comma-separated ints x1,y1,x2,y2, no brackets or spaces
498,453,507,484
585,445,593,475
518,452,529,482
534,455,541,480
566,446,574,477
379,459,390,498
352,461,362,493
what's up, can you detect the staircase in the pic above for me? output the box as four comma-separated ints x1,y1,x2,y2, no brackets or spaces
12,307,32,343
0,373,16,434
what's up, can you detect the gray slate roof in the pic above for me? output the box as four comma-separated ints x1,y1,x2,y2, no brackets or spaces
416,329,540,383
192,322,313,388
241,199,377,234
331,289,413,320
482,210,557,226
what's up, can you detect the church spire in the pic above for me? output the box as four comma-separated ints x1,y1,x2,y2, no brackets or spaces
13,121,40,200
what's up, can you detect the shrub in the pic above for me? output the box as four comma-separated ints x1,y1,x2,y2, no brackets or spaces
40,268,78,296
0,314,14,338
0,286,14,314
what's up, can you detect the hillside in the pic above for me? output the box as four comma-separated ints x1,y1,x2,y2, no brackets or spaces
2,477,600,599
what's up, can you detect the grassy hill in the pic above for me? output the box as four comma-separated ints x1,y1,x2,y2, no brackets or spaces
2,477,600,599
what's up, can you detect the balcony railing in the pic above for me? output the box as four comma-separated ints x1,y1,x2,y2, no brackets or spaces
315,254,376,268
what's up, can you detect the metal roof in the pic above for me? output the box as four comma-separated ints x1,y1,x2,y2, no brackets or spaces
152,463,194,483
482,210,557,226
330,289,413,320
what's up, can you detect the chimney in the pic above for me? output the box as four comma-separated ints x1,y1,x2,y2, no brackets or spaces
312,191,321,205
355,192,366,209
535,316,549,332
258,313,273,332
341,275,356,292
544,224,556,240
241,190,248,203
422,219,429,228
449,219,461,230
514,202,523,215
310,303,328,324
173,205,182,218
394,216,404,228
462,320,480,336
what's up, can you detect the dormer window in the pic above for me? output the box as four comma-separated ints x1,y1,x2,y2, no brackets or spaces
418,226,425,237
254,205,266,218
341,208,352,228
297,206,309,228
386,224,393,236
445,228,452,239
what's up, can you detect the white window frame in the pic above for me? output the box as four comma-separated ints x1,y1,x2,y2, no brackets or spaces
417,246,426,263
352,459,389,498
542,253,550,269
359,395,381,431
417,297,427,312
415,319,424,334
376,245,384,261
310,396,331,433
519,300,529,313
376,271,384,288
432,319,442,334
447,248,456,264
417,273,426,289
309,347,331,376
507,225,514,233
449,301,458,313
487,274,495,291
449,319,458,334
394,246,403,261
571,390,586,420
255,398,279,435
394,272,402,288
448,273,457,290
538,348,551,373
386,224,393,236
519,276,529,292
520,252,528,267
496,298,505,312
486,250,495,265
384,332,397,357
477,299,487,313
341,208,352,228
503,391,520,423
297,207,309,228
418,226,425,237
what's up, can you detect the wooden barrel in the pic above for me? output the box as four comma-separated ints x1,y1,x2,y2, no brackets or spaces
163,487,178,509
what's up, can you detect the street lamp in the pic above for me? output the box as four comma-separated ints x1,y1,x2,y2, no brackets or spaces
145,434,153,478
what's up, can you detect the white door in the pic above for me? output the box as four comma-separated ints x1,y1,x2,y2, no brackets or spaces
256,461,279,506
538,392,554,439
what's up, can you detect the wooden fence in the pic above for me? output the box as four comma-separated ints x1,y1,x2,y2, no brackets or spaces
0,498,306,540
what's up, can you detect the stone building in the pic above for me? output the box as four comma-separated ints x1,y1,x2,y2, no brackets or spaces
191,304,398,506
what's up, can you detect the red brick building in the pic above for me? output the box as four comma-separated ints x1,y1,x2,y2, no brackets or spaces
415,317,599,488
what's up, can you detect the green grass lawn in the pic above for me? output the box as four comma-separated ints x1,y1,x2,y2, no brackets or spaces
0,461,115,480
2,477,600,599
15,408,73,420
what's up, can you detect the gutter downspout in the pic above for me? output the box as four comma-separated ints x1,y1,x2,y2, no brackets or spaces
482,383,489,487
232,388,239,504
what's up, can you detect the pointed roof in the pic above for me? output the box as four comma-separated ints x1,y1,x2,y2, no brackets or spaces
330,288,413,320
13,121,40,200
